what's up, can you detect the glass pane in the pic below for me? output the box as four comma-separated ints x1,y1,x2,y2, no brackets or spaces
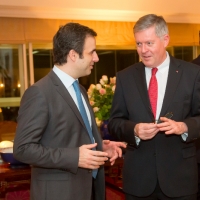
0,106,18,141
173,46,193,62
0,106,19,121
96,50,116,82
85,49,139,89
0,45,20,98
0,44,24,142
116,50,139,71
33,49,53,82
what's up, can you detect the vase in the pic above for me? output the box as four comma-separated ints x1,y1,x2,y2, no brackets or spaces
100,120,115,141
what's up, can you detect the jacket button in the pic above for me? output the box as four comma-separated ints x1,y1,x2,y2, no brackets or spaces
88,170,92,173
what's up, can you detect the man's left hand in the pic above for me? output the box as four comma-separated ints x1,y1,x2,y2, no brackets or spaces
102,140,127,165
157,117,188,135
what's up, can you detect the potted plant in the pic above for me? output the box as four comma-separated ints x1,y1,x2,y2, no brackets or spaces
87,75,116,139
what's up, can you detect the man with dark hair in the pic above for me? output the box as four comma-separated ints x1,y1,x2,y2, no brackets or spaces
13,22,126,200
108,14,200,200
53,23,97,64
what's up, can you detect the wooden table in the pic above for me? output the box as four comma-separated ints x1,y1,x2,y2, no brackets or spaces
0,162,31,199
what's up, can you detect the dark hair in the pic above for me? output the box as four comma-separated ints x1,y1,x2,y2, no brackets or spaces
133,14,168,38
53,22,97,65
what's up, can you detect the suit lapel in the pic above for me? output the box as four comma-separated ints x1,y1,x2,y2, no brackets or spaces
48,71,88,131
159,56,182,117
132,57,182,120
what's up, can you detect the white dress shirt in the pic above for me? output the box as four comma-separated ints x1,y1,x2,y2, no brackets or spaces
53,66,92,127
145,52,170,121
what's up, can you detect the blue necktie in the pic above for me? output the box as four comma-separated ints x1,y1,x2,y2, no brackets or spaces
73,80,98,178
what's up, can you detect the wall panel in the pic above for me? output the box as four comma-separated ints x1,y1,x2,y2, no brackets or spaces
0,17,199,46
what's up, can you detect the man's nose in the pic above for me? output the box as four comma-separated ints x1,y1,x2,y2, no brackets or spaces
141,44,148,53
93,52,99,62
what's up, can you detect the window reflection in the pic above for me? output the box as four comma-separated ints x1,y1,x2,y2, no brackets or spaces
0,107,19,122
116,50,139,71
32,48,139,90
33,49,53,82
172,46,193,62
0,46,20,98
31,47,196,89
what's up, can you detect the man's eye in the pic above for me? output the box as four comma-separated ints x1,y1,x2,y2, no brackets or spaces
147,42,153,46
136,43,141,46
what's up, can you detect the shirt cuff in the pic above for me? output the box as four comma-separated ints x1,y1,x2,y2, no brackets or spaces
181,132,188,141
135,136,141,145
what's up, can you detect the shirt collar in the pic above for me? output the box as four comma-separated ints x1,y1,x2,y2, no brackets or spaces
145,51,170,74
53,65,76,88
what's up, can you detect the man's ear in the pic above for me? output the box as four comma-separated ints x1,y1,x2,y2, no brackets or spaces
68,49,77,62
163,34,170,47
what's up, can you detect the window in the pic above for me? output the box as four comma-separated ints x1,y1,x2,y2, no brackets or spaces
172,46,193,62
80,49,139,89
0,43,198,141
0,44,25,125
0,45,21,98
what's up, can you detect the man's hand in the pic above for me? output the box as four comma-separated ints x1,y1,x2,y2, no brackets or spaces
102,140,127,165
134,123,159,140
79,143,108,169
156,117,188,135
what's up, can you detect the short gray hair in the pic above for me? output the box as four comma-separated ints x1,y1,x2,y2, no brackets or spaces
133,14,169,38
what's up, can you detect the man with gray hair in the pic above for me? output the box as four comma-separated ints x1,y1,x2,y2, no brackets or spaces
108,14,200,199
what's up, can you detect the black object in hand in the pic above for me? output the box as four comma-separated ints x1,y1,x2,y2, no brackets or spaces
157,112,173,124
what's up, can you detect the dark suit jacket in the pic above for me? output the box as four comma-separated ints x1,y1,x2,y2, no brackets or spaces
108,56,200,197
192,55,200,163
13,70,105,200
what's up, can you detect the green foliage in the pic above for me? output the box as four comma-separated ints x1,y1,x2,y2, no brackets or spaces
87,75,116,126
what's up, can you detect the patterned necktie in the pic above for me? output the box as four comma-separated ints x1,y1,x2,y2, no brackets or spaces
72,80,97,178
148,68,158,120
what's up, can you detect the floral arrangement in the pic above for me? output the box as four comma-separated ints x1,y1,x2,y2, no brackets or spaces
87,75,116,127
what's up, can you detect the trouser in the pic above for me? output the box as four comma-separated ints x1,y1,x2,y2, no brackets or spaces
125,182,196,200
